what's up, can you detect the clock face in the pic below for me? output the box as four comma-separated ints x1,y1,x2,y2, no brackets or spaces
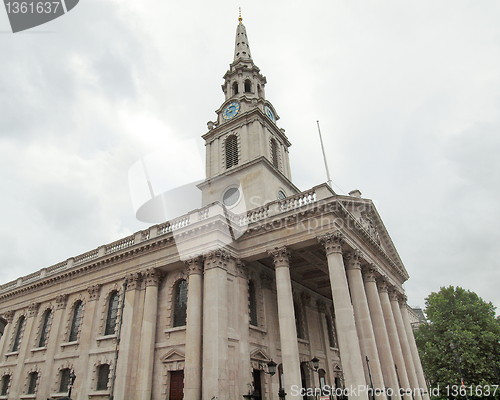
264,105,275,121
223,102,240,120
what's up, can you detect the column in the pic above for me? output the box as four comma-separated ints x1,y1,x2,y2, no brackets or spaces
38,295,67,399
203,249,229,400
400,301,430,400
268,246,302,399
9,302,38,399
77,284,101,398
114,272,141,399
390,291,421,400
184,256,204,400
0,311,13,361
345,251,387,400
318,232,369,400
236,260,252,398
136,268,162,400
363,268,401,400
378,281,412,400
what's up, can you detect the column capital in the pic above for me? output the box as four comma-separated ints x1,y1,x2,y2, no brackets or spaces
399,294,408,306
87,284,101,302
268,246,290,268
28,302,40,318
185,256,203,276
388,289,401,302
344,249,363,270
203,248,230,271
235,259,249,279
125,272,142,291
143,268,164,287
2,310,14,323
318,231,344,256
362,265,378,282
55,294,68,310
377,278,390,293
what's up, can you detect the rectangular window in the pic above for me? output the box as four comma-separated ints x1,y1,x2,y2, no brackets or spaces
27,372,38,394
1,375,10,396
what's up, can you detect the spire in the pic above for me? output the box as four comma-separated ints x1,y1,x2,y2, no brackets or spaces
234,9,252,62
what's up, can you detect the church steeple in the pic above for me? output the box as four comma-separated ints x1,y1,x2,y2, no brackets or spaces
234,9,252,62
199,14,300,209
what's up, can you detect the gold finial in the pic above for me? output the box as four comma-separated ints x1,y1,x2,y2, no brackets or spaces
238,7,242,23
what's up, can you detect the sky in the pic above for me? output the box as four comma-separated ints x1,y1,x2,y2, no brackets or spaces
0,0,499,313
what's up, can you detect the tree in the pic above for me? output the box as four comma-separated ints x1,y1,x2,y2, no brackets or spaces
415,286,500,396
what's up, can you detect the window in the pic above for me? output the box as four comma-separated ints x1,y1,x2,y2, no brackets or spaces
270,138,279,168
1,375,10,396
244,79,252,93
278,364,284,392
96,364,110,391
105,292,120,335
225,135,238,168
326,314,337,348
294,301,305,339
69,301,83,342
59,369,70,392
38,309,52,348
232,81,239,95
27,371,38,394
12,315,25,352
173,280,188,327
318,369,327,394
249,281,258,326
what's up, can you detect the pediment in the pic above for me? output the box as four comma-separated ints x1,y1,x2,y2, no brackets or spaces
160,349,185,364
250,348,271,362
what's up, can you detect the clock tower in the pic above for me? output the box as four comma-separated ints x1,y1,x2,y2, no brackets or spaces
198,13,299,211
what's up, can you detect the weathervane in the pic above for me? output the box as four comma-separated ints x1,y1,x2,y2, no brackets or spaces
238,7,242,23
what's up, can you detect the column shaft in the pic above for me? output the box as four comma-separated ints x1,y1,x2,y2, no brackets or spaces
237,261,252,397
319,233,369,400
400,303,430,400
379,283,411,400
391,294,422,400
203,250,229,400
269,247,302,399
184,258,203,399
364,270,401,400
136,269,161,400
114,273,141,400
345,253,387,400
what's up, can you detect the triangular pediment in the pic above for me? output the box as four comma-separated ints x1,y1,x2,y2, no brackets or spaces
160,349,185,364
250,348,271,362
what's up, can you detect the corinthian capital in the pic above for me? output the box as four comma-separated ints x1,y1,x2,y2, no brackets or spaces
143,268,163,287
318,231,344,256
185,256,203,275
87,284,101,301
344,249,363,270
203,249,230,271
125,272,141,291
268,246,290,268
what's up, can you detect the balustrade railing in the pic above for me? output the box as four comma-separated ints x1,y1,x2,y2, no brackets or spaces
106,235,135,255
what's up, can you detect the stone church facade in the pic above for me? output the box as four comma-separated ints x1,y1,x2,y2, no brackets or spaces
0,16,428,400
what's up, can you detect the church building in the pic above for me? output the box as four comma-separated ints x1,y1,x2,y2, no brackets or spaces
0,15,428,400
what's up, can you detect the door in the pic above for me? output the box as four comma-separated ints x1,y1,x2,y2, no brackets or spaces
252,369,262,400
169,370,184,400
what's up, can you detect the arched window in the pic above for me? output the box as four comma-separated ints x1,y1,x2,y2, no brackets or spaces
225,135,239,169
294,301,305,339
38,309,52,348
1,375,10,396
326,314,336,348
12,315,25,352
270,138,279,168
27,371,38,394
232,81,239,96
257,84,261,97
248,281,258,326
97,364,110,391
59,369,71,392
69,301,83,342
244,79,252,93
105,291,120,335
173,280,188,327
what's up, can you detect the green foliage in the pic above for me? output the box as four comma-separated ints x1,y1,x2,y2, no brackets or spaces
415,286,500,399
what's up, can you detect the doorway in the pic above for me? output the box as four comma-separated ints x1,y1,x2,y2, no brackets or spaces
252,368,262,400
169,370,184,400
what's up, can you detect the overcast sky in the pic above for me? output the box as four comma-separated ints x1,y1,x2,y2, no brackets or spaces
1,0,499,313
